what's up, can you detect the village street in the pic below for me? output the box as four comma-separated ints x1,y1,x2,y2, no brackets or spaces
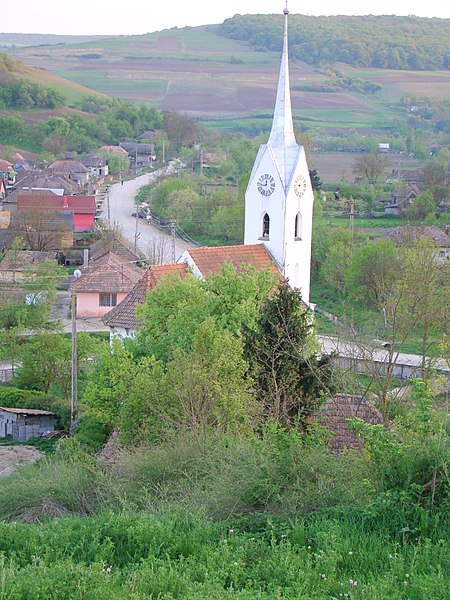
100,163,193,261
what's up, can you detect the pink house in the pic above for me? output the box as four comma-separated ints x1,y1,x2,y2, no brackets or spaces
70,252,142,318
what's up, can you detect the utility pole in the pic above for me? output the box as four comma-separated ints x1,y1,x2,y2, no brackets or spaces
349,199,355,244
70,289,78,432
134,205,139,254
170,220,176,263
106,186,111,226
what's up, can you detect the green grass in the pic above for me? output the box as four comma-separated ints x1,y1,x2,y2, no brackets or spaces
0,509,448,599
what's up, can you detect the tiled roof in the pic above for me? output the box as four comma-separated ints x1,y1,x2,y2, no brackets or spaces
184,244,279,278
381,225,450,248
70,252,142,293
103,263,188,328
49,160,88,174
100,145,128,156
90,240,140,264
18,194,96,215
314,394,384,454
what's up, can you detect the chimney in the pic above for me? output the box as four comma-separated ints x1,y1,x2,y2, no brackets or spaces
83,249,89,267
63,196,69,208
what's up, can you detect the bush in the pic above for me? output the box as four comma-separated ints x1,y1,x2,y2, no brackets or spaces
74,413,111,452
0,442,116,521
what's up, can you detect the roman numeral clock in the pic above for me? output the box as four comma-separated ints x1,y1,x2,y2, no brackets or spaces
257,173,276,196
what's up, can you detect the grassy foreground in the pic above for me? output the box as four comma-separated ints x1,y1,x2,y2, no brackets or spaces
0,510,448,599
0,424,448,599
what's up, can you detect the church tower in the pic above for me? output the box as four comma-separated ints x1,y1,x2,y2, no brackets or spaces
244,4,314,304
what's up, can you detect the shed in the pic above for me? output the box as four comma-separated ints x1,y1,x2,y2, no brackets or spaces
313,394,385,454
0,407,58,442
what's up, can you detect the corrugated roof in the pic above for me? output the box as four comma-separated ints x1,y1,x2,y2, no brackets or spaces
0,407,57,416
103,263,188,328
185,244,279,278
70,252,143,293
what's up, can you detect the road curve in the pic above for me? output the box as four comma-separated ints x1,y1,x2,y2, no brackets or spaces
100,164,193,261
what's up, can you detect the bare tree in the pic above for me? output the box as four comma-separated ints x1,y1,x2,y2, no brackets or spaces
14,209,70,251
146,237,170,265
353,153,389,185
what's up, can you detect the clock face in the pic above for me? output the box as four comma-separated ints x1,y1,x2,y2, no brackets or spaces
294,175,307,198
257,173,276,197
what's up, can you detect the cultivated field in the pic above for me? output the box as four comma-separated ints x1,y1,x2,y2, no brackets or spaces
13,25,449,129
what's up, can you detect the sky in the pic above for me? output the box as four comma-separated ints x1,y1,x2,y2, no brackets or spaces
7,0,450,35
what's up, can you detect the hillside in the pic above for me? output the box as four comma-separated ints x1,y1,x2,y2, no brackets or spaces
0,53,103,105
219,14,450,70
0,33,110,48
11,18,449,133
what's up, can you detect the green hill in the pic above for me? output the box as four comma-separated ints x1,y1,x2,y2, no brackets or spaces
0,52,103,106
10,17,450,133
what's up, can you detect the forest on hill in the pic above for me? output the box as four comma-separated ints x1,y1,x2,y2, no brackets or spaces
219,14,450,70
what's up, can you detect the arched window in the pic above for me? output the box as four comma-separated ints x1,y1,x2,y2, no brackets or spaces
262,213,270,238
295,212,302,239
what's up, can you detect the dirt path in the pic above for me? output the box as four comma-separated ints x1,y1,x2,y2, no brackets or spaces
0,446,43,478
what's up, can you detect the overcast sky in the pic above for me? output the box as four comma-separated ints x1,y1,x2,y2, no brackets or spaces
7,0,450,35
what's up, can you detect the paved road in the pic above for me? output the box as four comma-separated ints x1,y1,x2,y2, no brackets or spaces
100,163,193,261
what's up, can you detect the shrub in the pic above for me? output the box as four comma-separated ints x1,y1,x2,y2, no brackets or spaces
74,413,111,452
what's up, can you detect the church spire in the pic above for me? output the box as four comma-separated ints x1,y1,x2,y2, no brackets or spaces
268,3,297,149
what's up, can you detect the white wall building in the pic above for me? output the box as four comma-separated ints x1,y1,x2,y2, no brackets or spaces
244,6,314,304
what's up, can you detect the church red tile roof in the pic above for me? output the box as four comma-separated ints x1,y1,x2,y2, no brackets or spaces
103,263,188,328
184,244,279,278
70,252,142,293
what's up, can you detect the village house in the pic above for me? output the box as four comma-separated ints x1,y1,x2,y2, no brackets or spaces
70,251,143,318
80,155,109,179
8,170,79,202
0,407,58,442
178,244,279,280
120,142,155,169
103,263,188,339
0,159,16,188
0,250,58,283
383,186,419,216
18,194,96,232
99,145,129,158
49,160,91,193
381,224,450,260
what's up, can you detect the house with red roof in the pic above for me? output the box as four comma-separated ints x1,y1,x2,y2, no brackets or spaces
103,263,188,338
70,252,143,318
177,244,279,280
18,194,96,231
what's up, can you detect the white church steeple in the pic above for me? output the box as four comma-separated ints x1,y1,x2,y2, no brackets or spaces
244,3,314,304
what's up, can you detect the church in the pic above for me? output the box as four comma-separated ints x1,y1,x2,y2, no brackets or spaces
179,4,313,304
103,5,314,339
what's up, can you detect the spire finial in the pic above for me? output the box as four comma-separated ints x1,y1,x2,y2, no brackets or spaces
267,0,296,149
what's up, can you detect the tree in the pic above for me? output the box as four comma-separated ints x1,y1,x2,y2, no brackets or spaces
353,153,389,185
14,208,68,251
345,239,398,307
99,150,130,176
244,283,333,429
404,191,436,220
17,332,98,398
167,320,256,435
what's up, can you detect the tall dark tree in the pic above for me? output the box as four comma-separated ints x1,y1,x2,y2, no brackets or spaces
244,283,334,429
